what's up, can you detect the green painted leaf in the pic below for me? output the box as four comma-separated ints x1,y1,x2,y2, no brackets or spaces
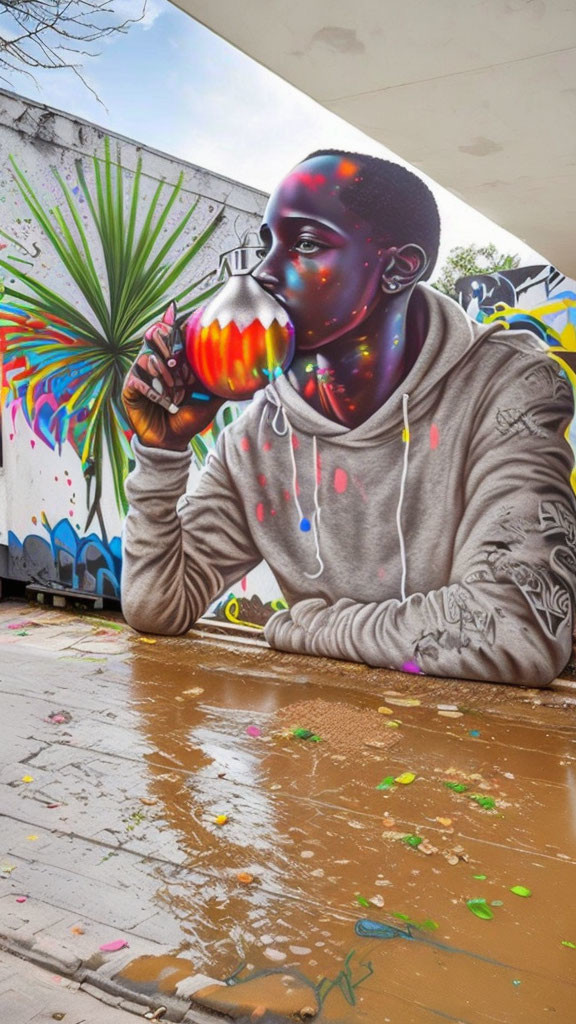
466,899,493,920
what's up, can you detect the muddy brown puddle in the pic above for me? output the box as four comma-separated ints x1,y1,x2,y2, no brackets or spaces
118,638,576,1023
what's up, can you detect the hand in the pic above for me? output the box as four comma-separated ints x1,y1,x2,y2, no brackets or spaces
123,304,223,451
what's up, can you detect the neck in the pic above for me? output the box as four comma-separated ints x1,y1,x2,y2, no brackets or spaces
287,288,426,428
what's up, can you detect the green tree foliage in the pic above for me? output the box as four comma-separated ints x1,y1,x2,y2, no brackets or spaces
432,243,521,298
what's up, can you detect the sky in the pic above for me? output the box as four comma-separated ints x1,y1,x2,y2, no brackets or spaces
0,0,546,275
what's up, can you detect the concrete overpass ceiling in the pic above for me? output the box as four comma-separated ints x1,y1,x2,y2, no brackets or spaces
171,0,576,276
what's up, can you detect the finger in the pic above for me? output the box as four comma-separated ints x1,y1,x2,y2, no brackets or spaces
149,352,175,388
125,371,179,414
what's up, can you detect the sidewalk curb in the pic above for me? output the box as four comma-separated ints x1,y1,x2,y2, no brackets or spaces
0,933,222,1022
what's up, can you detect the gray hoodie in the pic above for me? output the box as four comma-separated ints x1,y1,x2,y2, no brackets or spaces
122,285,576,685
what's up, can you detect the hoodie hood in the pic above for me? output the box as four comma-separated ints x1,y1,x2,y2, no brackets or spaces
261,283,506,447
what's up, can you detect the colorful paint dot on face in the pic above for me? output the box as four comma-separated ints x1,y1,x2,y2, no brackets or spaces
337,159,359,179
401,661,422,674
430,423,439,450
334,468,348,494
256,502,265,523
241,437,250,452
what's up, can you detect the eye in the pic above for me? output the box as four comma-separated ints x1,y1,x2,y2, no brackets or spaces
293,238,325,256
255,248,268,259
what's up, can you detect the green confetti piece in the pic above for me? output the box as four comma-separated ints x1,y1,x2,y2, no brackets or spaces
561,940,576,949
420,919,439,932
473,874,487,880
402,834,423,848
466,898,493,920
292,728,321,741
376,776,396,790
355,895,371,908
469,794,496,810
510,886,531,898
444,782,468,793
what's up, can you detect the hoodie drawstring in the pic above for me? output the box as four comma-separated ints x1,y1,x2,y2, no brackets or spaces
269,388,410,594
396,393,410,602
269,390,324,579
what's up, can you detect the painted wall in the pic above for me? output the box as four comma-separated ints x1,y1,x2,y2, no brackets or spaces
456,264,576,484
0,89,283,618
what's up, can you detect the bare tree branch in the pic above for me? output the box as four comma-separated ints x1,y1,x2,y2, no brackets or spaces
0,1,147,100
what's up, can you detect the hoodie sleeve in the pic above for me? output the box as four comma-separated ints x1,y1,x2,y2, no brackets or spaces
121,435,262,635
265,351,576,686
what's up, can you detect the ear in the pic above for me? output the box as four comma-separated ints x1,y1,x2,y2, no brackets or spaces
380,244,428,294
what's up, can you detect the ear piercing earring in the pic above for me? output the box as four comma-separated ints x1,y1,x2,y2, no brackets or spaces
383,278,400,292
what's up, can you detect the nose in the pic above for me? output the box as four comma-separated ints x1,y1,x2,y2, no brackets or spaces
252,250,281,293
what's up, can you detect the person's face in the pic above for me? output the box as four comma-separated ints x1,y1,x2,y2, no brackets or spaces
253,156,393,351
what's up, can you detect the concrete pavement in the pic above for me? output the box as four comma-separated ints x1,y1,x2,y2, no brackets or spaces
0,948,145,1023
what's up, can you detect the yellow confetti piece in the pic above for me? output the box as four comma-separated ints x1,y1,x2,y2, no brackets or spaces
395,772,416,785
378,706,393,715
436,817,453,827
137,637,157,644
386,697,422,707
214,814,228,826
385,720,401,728
438,710,463,718
21,775,34,783
27,835,39,841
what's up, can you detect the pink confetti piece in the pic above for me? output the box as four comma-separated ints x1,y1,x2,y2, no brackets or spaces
246,725,262,737
16,896,27,903
99,939,129,952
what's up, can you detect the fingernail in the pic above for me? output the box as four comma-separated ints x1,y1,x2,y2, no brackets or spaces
168,403,180,415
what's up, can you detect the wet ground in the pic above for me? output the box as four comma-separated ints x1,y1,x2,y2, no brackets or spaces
1,599,575,1023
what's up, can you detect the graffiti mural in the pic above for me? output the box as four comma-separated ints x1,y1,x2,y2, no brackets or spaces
456,264,576,489
8,514,121,597
0,99,272,601
122,150,576,686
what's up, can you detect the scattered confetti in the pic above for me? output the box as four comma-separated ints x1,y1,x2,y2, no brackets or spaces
99,939,129,952
369,895,385,908
510,886,532,898
561,940,576,948
237,872,255,885
513,980,521,986
395,772,416,785
444,782,468,793
16,896,27,903
214,814,228,826
469,730,481,738
385,720,401,728
47,710,72,725
0,863,16,876
139,797,157,806
71,926,85,935
21,775,34,784
417,839,438,855
437,704,458,711
137,637,157,644
466,898,493,920
436,817,453,827
246,726,262,738
473,874,487,880
27,835,39,841
182,687,204,697
438,710,463,718
376,776,396,791
356,895,371,908
377,706,393,715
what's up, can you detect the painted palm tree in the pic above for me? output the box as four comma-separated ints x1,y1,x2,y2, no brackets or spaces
0,138,224,530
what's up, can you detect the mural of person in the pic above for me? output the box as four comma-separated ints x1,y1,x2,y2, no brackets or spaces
121,151,576,686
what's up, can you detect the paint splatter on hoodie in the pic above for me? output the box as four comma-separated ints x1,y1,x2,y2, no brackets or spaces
122,285,576,685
